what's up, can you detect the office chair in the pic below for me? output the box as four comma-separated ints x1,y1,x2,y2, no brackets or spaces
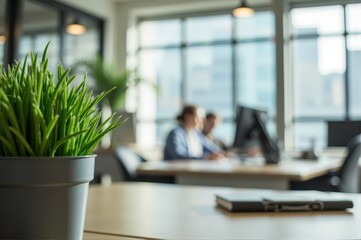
114,146,174,183
328,120,361,147
290,133,361,193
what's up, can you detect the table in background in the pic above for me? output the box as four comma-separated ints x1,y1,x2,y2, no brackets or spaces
85,182,361,240
137,156,342,190
84,232,139,240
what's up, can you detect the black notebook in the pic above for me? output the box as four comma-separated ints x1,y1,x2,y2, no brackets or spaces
216,191,353,212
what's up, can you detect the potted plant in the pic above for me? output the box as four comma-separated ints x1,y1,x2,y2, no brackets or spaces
0,44,125,239
74,56,144,111
74,56,156,149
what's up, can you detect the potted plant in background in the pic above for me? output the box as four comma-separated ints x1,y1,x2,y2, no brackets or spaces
0,44,125,239
74,56,155,150
74,55,144,111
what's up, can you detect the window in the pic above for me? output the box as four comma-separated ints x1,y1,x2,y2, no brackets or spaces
19,1,60,72
186,45,233,118
64,15,101,68
0,0,6,63
186,15,232,42
291,4,361,148
236,11,276,117
140,19,181,47
138,10,275,147
2,0,103,72
347,4,361,119
138,19,183,146
292,36,346,118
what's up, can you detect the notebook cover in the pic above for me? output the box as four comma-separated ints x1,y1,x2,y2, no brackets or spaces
216,191,353,212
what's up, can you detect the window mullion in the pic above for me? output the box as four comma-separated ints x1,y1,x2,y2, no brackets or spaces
181,17,187,104
343,4,350,120
231,16,237,119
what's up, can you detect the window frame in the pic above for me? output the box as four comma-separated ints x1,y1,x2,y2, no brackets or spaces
136,6,276,146
2,0,104,67
289,1,361,148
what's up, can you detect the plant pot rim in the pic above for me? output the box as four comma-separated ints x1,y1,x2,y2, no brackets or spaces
0,155,96,186
0,155,97,160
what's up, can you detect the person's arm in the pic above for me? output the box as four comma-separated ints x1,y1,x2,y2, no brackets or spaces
201,133,222,153
199,132,226,160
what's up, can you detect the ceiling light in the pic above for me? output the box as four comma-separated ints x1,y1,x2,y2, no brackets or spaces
66,20,86,35
232,0,254,18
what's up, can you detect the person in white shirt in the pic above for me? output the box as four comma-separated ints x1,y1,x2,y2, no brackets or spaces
163,105,225,160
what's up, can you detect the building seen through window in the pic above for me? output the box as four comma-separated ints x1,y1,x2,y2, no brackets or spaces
138,11,275,148
291,4,361,148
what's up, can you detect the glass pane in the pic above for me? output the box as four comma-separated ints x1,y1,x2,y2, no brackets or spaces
139,19,181,47
139,49,182,120
293,122,327,149
348,35,361,118
186,15,232,43
137,122,156,149
64,15,100,68
236,11,275,40
0,0,6,63
186,45,233,118
292,37,346,117
346,4,361,33
237,41,276,116
19,1,59,71
291,6,344,35
212,121,235,147
156,121,178,146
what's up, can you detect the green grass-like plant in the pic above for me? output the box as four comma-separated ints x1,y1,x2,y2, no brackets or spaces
0,44,125,157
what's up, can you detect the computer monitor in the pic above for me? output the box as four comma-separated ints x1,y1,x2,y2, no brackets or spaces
233,105,281,164
233,106,261,150
111,111,137,146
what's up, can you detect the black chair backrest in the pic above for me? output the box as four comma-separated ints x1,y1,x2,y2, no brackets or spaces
114,147,146,181
338,134,361,193
328,121,361,147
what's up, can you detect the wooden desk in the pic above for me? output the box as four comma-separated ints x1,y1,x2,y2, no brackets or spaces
85,183,361,240
137,157,342,190
83,232,137,239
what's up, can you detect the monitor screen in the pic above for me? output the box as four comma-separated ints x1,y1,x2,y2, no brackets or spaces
233,105,280,164
233,106,263,149
254,111,280,164
111,111,137,146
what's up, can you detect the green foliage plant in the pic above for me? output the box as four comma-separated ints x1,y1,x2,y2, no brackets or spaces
0,44,125,157
74,56,144,111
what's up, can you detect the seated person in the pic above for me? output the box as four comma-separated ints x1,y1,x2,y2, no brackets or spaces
163,105,226,161
203,111,228,151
